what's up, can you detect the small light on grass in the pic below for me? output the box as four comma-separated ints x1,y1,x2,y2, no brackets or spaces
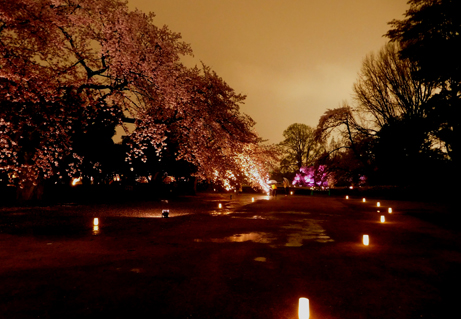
377,202,381,207
218,203,222,209
363,235,369,246
346,195,349,199
362,198,366,202
298,297,309,319
252,197,255,202
71,177,81,186
93,218,99,226
380,215,385,223
388,207,392,213
290,191,294,195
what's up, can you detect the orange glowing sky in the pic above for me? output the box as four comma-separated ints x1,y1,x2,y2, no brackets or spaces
128,0,409,144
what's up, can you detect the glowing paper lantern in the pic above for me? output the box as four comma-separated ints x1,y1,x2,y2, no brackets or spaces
252,197,255,202
388,208,392,213
346,195,349,199
92,218,100,234
377,202,381,207
298,297,309,319
290,191,294,195
363,235,369,246
362,198,366,202
218,203,222,209
380,215,385,223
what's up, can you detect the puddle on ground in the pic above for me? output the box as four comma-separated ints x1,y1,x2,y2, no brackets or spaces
284,220,334,246
130,268,142,273
194,210,334,246
195,219,334,247
195,232,275,244
213,232,274,243
231,215,266,220
210,210,232,216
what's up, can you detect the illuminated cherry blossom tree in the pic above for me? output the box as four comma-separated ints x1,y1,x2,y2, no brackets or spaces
126,64,278,192
0,0,273,199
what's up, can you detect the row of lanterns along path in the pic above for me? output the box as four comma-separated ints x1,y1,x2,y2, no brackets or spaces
214,194,396,318
296,195,396,318
346,196,394,246
88,195,397,318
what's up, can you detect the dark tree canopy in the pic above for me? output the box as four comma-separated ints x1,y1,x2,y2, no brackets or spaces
387,0,461,86
387,0,461,164
315,41,446,186
279,123,322,173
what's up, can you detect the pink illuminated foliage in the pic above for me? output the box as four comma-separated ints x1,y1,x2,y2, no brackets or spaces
292,165,331,188
0,0,275,198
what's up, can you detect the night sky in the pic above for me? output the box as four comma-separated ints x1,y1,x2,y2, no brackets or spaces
128,0,409,144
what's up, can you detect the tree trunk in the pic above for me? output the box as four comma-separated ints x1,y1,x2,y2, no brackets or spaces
16,180,44,202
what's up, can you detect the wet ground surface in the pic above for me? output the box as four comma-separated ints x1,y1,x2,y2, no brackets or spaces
1,193,460,318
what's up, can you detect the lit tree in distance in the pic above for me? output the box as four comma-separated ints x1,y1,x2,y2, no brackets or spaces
0,0,275,198
292,165,330,188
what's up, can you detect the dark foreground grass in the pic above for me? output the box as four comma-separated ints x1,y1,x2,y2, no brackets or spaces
1,193,460,319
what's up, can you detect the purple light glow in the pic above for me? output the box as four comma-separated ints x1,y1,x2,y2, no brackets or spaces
292,165,329,188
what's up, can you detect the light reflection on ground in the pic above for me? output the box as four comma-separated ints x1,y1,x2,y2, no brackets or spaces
210,210,232,216
2,194,335,246
142,211,192,218
283,220,334,246
229,211,334,246
194,218,334,247
231,215,266,219
195,232,275,243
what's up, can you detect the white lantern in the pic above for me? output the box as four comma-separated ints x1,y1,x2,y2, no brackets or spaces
93,218,99,226
218,203,222,209
377,202,381,207
363,235,369,246
346,195,349,199
388,208,392,213
298,297,309,319
252,197,255,202
380,215,385,223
